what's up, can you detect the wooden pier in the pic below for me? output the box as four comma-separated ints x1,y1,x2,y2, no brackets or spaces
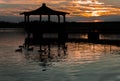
23,22,120,47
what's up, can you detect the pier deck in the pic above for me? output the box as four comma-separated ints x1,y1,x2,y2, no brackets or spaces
24,22,120,46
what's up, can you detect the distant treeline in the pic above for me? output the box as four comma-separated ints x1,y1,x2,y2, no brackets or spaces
0,21,25,28
0,21,120,29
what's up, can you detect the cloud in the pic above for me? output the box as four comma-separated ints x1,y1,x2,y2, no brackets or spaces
99,0,120,7
0,0,67,4
0,0,120,22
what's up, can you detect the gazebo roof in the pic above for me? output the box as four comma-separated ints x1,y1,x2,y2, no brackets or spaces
20,3,69,15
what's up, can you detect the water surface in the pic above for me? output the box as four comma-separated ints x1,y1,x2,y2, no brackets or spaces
0,29,120,81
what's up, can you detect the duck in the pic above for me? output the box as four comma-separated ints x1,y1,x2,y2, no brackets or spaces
27,47,34,51
19,45,24,48
15,48,22,52
38,48,47,53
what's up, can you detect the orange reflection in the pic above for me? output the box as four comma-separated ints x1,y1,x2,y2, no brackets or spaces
66,43,105,64
93,20,103,22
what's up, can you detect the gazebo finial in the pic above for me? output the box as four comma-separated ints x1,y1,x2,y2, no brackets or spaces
42,3,46,6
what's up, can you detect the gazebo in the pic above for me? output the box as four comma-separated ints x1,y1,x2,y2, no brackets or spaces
20,3,69,23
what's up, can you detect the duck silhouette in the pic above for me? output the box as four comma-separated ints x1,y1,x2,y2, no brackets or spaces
38,48,47,53
15,48,22,52
19,45,24,48
27,47,34,51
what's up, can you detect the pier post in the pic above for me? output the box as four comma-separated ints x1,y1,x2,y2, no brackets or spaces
58,33,68,43
88,31,99,42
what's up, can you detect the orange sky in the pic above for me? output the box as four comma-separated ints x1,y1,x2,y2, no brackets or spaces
0,0,120,22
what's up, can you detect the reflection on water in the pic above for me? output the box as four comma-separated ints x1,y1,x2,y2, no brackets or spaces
100,34,120,40
0,29,120,81
21,42,120,66
21,44,68,71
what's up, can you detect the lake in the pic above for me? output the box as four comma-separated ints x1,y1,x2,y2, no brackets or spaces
0,28,120,81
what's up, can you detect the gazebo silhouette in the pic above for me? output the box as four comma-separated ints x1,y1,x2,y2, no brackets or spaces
20,3,70,48
20,3,69,23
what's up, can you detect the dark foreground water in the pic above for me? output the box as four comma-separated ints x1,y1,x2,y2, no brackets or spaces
0,29,120,81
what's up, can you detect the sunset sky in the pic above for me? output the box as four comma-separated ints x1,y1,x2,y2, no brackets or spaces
0,0,120,22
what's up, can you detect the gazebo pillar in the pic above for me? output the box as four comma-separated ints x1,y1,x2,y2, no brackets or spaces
39,15,42,22
48,15,51,22
63,15,66,23
24,15,29,23
57,15,60,23
26,15,30,22
24,15,27,23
